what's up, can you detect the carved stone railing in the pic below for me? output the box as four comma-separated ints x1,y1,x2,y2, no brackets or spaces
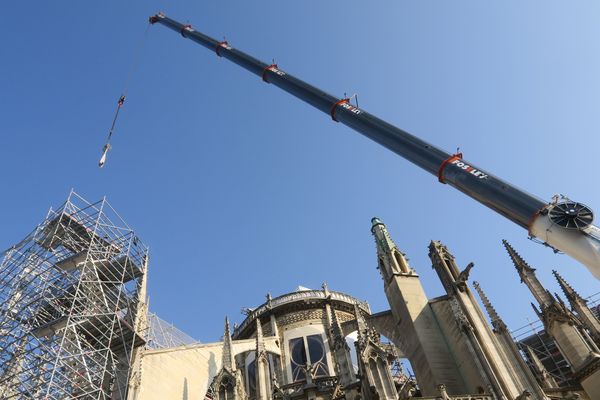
234,290,370,337
273,376,339,399
314,376,338,391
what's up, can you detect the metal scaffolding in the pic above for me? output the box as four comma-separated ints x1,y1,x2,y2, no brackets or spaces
512,292,600,387
145,312,198,350
0,191,148,399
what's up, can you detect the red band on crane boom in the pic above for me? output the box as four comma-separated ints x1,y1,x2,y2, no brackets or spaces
180,24,192,37
330,99,350,122
261,64,278,83
438,153,463,184
215,41,229,57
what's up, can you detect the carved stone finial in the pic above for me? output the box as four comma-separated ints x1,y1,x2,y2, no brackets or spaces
266,293,272,308
241,307,253,316
515,390,532,400
322,282,329,296
436,383,451,400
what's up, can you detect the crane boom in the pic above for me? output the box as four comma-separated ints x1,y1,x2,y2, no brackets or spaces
149,12,600,279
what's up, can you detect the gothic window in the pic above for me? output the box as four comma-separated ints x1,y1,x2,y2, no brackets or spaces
218,377,235,400
290,337,307,381
368,357,385,398
377,257,387,279
366,353,396,400
247,360,256,397
393,250,407,273
307,335,329,376
289,334,330,382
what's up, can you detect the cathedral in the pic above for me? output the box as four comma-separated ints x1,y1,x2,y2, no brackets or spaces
0,194,599,399
131,220,600,399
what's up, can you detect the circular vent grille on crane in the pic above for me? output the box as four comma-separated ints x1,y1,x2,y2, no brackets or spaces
549,201,594,229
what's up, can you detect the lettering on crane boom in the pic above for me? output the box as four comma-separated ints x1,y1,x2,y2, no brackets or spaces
339,102,361,116
268,66,286,77
451,159,488,180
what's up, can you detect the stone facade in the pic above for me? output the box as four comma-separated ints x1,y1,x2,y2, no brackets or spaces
128,219,600,400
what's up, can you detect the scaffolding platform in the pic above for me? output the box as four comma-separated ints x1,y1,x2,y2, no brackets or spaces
54,252,143,283
38,212,119,254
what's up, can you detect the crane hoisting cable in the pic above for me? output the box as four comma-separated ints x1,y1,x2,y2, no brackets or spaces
98,24,150,168
98,95,125,167
148,12,600,279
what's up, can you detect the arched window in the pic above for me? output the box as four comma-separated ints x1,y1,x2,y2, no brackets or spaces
218,377,235,400
288,334,330,382
368,356,385,397
377,257,387,278
393,250,408,273
247,360,256,397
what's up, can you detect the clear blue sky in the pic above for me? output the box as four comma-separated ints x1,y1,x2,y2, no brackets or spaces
2,2,599,342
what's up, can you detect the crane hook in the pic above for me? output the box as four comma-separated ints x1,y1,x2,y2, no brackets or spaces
98,143,111,168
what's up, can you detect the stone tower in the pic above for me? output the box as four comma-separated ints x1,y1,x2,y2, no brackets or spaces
370,218,464,395
504,240,600,398
553,270,600,344
428,240,545,399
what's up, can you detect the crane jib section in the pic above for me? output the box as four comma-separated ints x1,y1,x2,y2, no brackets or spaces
150,13,546,229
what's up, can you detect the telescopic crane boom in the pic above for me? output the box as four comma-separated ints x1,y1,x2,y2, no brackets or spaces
149,12,600,279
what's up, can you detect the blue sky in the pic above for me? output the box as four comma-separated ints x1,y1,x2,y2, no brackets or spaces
2,2,599,342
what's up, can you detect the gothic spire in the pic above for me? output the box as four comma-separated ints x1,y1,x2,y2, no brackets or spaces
222,317,234,370
330,306,345,345
371,217,397,252
371,217,413,277
254,319,270,400
502,239,535,277
502,240,554,306
255,319,266,356
354,303,368,339
472,281,508,333
329,306,356,387
553,270,600,341
428,241,470,295
552,270,584,305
